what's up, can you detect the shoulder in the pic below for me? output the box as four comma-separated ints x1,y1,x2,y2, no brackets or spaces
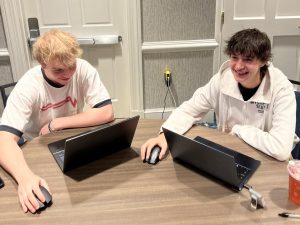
12,66,42,100
268,63,293,92
17,66,42,87
20,65,42,80
75,58,98,78
76,58,94,70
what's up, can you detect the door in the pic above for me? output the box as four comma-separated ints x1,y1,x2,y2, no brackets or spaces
20,0,131,117
222,0,300,81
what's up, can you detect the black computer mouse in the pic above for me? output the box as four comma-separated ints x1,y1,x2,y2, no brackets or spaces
34,186,52,211
145,145,161,165
0,176,4,189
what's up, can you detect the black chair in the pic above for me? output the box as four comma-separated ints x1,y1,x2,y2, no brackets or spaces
289,79,300,159
0,82,26,146
0,82,17,107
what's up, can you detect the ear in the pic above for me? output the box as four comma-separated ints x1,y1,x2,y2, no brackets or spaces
41,63,47,69
260,62,267,67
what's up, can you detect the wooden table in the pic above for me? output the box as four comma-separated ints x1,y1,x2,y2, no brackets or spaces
0,119,299,224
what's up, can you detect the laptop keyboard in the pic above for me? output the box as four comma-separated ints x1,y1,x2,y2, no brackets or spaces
54,150,65,162
236,164,250,180
193,136,252,181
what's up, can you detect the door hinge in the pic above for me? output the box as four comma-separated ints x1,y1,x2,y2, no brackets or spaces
221,11,225,25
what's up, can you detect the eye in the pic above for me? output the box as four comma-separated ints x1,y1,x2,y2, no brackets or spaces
52,69,64,74
244,57,254,63
55,69,63,73
230,55,238,60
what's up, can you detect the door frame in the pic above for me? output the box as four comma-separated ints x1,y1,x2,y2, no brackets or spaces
0,0,31,81
126,0,144,117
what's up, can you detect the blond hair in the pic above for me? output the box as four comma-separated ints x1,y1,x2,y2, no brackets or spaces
32,29,82,67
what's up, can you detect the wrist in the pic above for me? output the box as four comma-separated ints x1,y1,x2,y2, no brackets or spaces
15,168,35,185
158,132,166,142
231,124,242,137
48,119,55,133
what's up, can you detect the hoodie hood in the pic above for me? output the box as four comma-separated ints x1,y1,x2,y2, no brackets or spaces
217,60,289,104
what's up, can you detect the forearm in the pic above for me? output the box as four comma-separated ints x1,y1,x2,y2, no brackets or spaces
161,96,211,134
50,104,114,131
0,132,33,183
162,80,217,134
231,125,294,161
161,108,198,134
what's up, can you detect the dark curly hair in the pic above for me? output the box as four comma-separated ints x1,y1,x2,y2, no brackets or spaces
224,28,272,75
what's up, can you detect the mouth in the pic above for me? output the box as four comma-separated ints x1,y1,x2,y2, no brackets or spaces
234,70,249,77
60,77,71,82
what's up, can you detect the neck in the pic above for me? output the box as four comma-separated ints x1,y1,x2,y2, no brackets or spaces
41,69,64,88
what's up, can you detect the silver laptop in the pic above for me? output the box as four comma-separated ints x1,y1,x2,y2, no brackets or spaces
162,127,260,191
48,116,139,173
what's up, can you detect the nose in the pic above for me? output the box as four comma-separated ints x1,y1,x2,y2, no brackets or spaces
62,69,74,78
61,73,71,79
235,59,245,70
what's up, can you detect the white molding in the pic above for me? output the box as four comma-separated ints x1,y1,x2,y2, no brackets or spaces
1,0,31,81
144,108,173,120
144,108,215,122
130,109,145,118
142,39,219,53
0,48,9,57
127,0,144,117
214,0,222,74
234,16,265,20
275,16,300,19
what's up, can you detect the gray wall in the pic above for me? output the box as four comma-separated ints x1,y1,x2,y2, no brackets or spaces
141,0,215,42
143,51,213,108
141,0,216,110
0,8,14,114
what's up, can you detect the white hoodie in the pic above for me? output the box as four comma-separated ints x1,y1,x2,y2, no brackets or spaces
162,60,298,161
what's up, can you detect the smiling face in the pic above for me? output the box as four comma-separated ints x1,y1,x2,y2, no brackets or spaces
229,54,265,89
224,29,272,88
42,58,76,85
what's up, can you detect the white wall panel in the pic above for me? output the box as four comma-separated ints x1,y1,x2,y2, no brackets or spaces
276,0,300,17
273,36,300,80
82,46,116,99
81,0,111,25
40,0,69,25
234,0,266,18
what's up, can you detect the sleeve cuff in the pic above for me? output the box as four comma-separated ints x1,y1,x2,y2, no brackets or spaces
231,124,242,137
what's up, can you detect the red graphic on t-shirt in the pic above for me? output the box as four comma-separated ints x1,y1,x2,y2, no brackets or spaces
41,96,77,111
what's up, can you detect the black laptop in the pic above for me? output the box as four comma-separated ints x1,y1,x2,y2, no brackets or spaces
162,127,260,191
48,116,139,172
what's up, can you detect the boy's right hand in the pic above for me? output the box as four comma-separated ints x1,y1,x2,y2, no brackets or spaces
140,133,168,162
17,174,50,213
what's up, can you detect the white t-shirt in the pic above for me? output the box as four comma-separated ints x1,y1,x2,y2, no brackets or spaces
0,58,111,140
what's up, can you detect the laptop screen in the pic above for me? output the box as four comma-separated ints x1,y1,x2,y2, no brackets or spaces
162,127,260,191
48,116,140,172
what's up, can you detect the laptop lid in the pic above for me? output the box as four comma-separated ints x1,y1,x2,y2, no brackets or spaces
48,115,139,172
162,127,260,191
